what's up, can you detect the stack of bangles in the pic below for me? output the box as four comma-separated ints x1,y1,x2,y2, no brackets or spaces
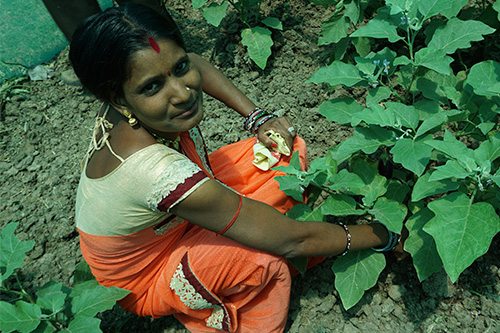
337,221,401,256
243,107,278,134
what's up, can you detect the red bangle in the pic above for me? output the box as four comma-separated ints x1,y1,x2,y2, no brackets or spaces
217,194,243,235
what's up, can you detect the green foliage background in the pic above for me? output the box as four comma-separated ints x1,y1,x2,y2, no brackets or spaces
279,0,500,310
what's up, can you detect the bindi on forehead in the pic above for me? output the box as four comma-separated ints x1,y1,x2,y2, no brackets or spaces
148,37,160,53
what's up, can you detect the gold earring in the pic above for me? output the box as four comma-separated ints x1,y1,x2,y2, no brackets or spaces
123,110,138,127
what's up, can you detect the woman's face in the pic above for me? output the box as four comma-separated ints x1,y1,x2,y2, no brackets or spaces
117,39,203,139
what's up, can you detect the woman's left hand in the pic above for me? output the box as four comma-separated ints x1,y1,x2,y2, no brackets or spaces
257,116,297,151
393,226,409,261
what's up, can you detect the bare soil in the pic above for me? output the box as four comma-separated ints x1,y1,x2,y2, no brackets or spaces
1,1,499,332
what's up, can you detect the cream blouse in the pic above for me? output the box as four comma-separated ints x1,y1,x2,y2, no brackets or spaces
75,144,209,236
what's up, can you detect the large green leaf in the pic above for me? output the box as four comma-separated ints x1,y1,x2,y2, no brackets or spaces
348,160,389,207
308,155,337,178
274,175,305,201
414,48,453,75
328,169,365,191
63,315,101,333
355,126,397,154
494,0,500,20
428,160,470,181
74,261,95,284
366,86,392,108
287,204,324,222
350,158,377,183
384,180,410,203
241,27,273,70
202,2,228,26
328,140,360,165
71,281,130,318
416,70,458,104
350,18,403,42
425,130,474,160
386,0,417,16
413,99,442,120
329,126,397,165
368,198,406,232
385,102,420,131
427,18,495,54
411,171,460,202
344,0,360,24
404,208,442,282
321,194,366,216
474,132,500,164
319,13,350,45
417,0,458,20
493,169,500,187
273,151,302,176
192,0,208,10
425,192,500,283
36,281,67,314
361,176,389,208
307,61,364,87
438,0,468,19
0,301,41,333
332,250,386,310
415,112,447,138
465,60,500,97
352,104,396,128
0,222,35,281
318,97,364,125
390,136,433,176
261,17,282,30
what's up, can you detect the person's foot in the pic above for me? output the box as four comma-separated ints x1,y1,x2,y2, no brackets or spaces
61,69,81,86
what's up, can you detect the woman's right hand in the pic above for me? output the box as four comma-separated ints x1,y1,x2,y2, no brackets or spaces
257,116,296,152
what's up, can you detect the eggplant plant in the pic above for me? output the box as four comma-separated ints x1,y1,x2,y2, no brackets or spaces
192,0,283,69
277,0,500,309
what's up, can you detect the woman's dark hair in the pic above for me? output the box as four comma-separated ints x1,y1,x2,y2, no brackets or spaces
69,3,185,102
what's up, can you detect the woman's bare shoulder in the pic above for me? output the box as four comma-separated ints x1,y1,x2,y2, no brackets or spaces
86,124,156,179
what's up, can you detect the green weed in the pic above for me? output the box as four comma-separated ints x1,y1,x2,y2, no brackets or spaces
0,223,130,332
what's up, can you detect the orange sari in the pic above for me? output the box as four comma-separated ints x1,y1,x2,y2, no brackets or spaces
78,128,322,332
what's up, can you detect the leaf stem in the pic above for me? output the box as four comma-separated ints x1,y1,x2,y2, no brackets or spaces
457,119,479,137
407,26,414,62
470,187,478,203
15,272,36,303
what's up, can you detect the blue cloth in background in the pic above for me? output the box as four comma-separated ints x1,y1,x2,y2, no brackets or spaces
0,0,112,81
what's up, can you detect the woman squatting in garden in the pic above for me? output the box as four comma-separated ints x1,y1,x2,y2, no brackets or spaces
70,3,403,332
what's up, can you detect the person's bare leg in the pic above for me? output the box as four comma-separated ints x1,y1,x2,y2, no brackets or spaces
116,0,164,10
116,0,167,15
42,0,101,41
43,0,167,41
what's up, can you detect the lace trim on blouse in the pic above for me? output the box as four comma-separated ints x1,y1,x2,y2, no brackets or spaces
189,127,214,177
146,159,204,212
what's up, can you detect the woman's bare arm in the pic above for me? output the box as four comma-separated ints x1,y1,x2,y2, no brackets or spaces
189,53,256,116
169,179,390,258
188,53,296,150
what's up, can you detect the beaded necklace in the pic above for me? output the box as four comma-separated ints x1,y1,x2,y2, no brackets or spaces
149,131,181,151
